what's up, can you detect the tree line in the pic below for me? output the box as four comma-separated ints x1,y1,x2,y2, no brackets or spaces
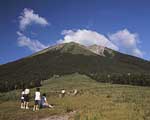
89,73,150,86
1,72,150,92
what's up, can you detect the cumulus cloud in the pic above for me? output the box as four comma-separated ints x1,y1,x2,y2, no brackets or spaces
17,31,47,52
58,29,119,51
58,29,144,58
109,29,143,57
16,8,144,59
17,8,49,52
19,8,49,30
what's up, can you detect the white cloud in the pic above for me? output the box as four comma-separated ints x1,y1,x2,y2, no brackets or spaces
16,8,49,52
17,31,47,52
58,29,144,58
58,29,119,51
109,29,143,57
17,9,144,59
16,31,23,36
19,8,49,30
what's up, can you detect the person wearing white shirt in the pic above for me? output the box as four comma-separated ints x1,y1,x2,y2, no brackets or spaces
33,88,41,111
61,89,66,98
24,88,30,109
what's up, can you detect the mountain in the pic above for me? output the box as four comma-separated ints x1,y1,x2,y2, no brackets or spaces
0,42,150,92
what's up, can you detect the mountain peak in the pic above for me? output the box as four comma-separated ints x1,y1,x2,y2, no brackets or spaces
59,42,95,55
32,42,116,57
32,42,95,57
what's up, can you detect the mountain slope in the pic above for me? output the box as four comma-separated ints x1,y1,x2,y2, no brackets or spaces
0,42,150,91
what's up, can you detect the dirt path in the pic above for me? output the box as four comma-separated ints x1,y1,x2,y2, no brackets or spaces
40,111,76,120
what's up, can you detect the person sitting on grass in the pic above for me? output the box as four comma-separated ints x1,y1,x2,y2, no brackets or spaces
40,93,54,108
20,88,25,109
33,88,41,111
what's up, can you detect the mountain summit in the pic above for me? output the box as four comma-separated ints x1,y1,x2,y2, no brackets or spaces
35,42,96,56
0,42,150,91
33,42,115,57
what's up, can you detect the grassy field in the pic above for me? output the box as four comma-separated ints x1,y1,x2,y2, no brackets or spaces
0,73,150,120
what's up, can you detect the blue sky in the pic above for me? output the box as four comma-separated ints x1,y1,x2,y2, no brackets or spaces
0,0,150,64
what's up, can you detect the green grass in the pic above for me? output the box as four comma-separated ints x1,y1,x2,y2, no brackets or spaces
0,73,150,120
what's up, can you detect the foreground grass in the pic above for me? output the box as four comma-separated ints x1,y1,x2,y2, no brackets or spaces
0,73,150,120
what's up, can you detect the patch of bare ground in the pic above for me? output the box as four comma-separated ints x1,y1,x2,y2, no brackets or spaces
40,111,76,120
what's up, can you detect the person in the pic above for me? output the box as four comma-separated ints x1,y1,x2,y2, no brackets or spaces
40,93,54,108
24,88,30,109
33,88,41,111
20,88,25,109
59,89,66,98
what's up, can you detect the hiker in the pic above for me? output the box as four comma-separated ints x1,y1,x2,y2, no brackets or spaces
40,93,54,108
20,88,25,109
24,88,30,109
33,88,41,111
59,89,66,98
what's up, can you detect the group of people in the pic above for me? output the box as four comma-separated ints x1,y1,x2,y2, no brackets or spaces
20,88,53,111
20,88,78,111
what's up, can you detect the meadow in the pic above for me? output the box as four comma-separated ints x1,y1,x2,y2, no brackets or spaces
0,73,150,120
